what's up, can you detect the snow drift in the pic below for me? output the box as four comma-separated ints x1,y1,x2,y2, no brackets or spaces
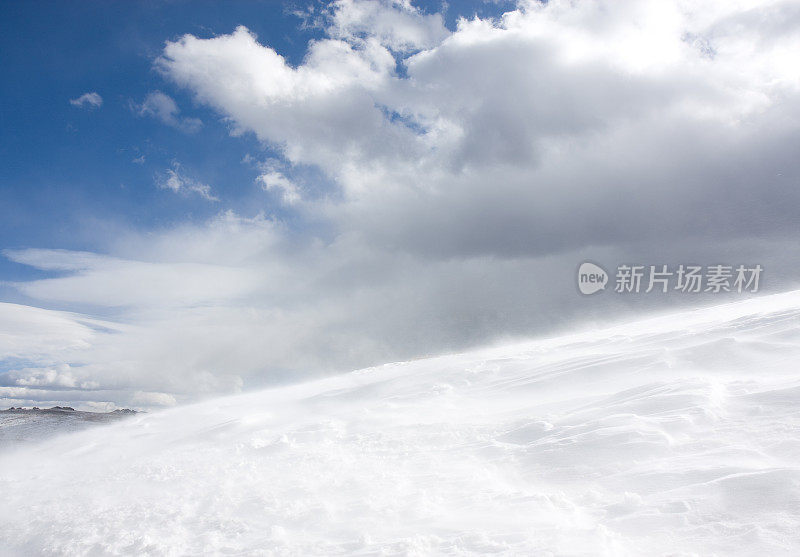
2,292,800,555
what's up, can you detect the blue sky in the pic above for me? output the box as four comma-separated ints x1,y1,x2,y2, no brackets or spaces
1,1,303,280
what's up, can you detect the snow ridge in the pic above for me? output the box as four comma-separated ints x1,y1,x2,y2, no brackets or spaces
2,292,800,555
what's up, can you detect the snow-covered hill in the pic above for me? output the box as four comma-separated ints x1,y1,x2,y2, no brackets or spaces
2,292,800,555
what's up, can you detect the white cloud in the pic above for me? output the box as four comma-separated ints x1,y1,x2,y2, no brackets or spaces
69,91,103,109
252,160,303,205
131,390,177,407
327,0,449,52
8,364,85,389
5,0,800,410
258,170,301,205
157,25,405,172
137,90,202,133
0,302,95,360
157,162,218,201
154,0,800,261
4,214,800,410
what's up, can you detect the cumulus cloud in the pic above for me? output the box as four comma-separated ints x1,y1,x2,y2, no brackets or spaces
157,162,218,201
69,91,103,109
136,90,202,133
155,0,800,260
4,0,800,409
131,391,177,407
326,0,449,52
7,364,93,389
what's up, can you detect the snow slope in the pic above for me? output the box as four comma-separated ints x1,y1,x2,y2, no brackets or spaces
2,292,800,556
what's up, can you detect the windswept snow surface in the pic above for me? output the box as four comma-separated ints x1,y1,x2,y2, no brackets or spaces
2,293,800,555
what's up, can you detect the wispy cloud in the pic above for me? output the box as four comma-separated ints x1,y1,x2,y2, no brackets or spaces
258,170,301,205
136,90,202,133
251,159,303,205
69,91,103,109
157,162,218,201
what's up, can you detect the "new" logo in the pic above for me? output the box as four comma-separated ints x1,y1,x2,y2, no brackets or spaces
577,262,608,295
